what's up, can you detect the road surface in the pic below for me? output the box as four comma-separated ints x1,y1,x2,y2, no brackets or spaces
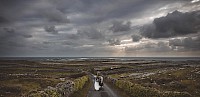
87,75,121,97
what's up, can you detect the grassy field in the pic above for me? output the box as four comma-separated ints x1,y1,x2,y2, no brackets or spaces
104,60,200,97
0,59,199,97
0,60,88,97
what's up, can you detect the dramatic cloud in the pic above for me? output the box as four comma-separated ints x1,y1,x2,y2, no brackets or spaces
169,36,200,51
108,39,121,46
0,27,34,56
0,0,70,26
44,25,58,35
125,41,171,54
109,21,131,33
131,34,142,42
76,28,105,40
1,27,32,38
141,10,200,38
0,0,199,57
41,9,70,24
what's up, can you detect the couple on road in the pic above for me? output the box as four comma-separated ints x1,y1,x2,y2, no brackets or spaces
94,75,103,91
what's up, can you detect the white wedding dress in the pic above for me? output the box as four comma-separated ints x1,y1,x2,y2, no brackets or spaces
94,81,101,90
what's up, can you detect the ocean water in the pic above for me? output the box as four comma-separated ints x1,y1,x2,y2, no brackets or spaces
0,57,199,61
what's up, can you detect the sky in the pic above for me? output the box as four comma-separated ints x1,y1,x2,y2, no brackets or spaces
0,0,200,57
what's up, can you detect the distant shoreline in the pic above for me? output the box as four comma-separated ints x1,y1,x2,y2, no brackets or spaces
0,57,199,61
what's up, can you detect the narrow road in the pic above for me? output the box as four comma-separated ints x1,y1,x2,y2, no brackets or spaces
87,75,121,97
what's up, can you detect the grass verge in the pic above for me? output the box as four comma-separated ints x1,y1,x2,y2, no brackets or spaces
69,77,92,97
105,81,130,97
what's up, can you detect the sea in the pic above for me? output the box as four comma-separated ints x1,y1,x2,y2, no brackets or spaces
0,57,199,61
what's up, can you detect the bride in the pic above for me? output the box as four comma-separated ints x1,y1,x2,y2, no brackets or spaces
94,75,103,91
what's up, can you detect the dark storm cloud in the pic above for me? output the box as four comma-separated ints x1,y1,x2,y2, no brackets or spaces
108,39,121,46
40,8,70,24
169,39,182,46
169,36,200,51
44,25,58,35
76,28,105,40
0,27,34,56
56,27,106,47
0,27,32,56
0,16,9,24
61,41,80,46
21,34,32,38
1,27,32,38
131,34,142,42
0,0,70,26
3,27,15,33
109,21,131,33
141,10,200,38
42,40,81,47
0,0,37,24
70,0,180,25
0,0,199,57
0,27,33,51
125,41,171,52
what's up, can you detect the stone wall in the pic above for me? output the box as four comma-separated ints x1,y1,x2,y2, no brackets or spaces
26,75,88,97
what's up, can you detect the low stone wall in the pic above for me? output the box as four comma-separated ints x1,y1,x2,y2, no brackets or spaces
26,75,89,97
106,76,117,84
105,77,191,97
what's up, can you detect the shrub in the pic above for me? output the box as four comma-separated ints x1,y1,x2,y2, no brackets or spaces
73,76,88,92
107,78,191,97
27,75,89,97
